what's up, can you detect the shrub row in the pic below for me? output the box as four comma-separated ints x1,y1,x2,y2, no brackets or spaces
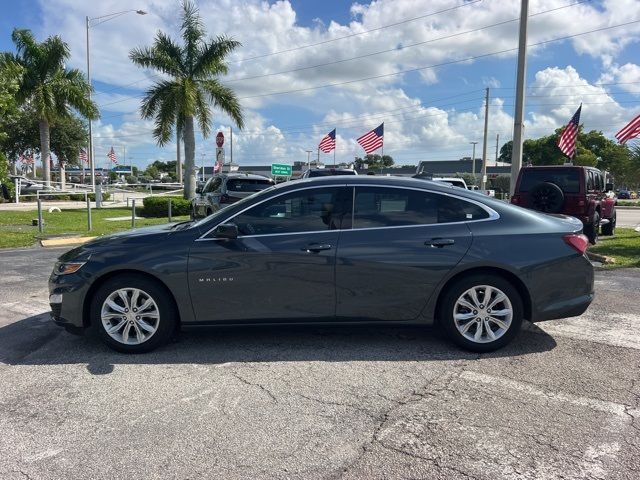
142,195,191,217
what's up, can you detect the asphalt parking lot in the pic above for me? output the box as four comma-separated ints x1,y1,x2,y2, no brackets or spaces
1,247,639,479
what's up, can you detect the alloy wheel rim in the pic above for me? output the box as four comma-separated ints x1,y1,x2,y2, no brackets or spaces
101,288,160,345
453,285,513,344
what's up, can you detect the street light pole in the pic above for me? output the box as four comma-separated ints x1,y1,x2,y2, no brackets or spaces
305,150,312,171
85,9,147,193
85,16,94,192
470,141,478,180
481,87,490,191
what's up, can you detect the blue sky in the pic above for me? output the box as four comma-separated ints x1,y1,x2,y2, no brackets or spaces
2,0,640,170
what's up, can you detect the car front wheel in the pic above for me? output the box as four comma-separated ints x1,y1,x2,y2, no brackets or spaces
439,275,523,352
90,274,177,353
585,212,600,245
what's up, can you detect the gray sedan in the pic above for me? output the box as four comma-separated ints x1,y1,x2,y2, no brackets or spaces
49,176,593,353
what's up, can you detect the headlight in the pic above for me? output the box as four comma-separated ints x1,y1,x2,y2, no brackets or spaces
54,261,86,275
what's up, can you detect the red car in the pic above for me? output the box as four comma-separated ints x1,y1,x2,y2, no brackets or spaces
511,165,616,244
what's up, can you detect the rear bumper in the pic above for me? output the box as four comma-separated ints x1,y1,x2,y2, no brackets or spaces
528,254,595,322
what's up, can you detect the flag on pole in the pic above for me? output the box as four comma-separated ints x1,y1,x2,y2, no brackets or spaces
615,114,640,144
557,105,581,157
79,148,88,164
318,129,336,153
357,123,384,154
107,147,118,164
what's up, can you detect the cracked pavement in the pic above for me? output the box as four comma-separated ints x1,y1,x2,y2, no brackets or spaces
1,247,639,479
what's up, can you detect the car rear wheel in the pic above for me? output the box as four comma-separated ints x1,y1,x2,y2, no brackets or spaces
601,211,616,236
439,275,523,352
90,274,176,353
585,212,600,244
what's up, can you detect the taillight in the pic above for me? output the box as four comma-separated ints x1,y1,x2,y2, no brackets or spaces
563,234,589,254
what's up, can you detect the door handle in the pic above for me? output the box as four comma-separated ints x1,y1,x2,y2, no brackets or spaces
302,243,332,253
425,238,455,248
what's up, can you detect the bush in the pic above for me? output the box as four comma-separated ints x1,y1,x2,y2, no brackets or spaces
142,195,191,217
68,192,111,201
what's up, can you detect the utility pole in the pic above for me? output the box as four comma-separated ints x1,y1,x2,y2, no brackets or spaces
470,141,478,180
230,126,233,165
481,87,490,190
495,133,499,165
510,0,529,194
86,16,95,193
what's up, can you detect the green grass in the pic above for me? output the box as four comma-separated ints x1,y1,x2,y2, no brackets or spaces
617,200,640,207
590,228,640,268
0,207,189,249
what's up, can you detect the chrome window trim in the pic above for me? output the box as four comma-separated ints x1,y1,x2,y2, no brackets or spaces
196,183,499,242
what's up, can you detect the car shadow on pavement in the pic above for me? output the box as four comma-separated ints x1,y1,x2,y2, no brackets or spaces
0,312,557,374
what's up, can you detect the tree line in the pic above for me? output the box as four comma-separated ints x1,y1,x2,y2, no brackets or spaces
0,0,244,199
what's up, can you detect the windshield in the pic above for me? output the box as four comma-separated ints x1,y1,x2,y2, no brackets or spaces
519,169,580,193
191,184,278,229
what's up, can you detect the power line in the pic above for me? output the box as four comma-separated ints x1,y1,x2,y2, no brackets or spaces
226,0,590,83
235,19,640,100
232,0,484,64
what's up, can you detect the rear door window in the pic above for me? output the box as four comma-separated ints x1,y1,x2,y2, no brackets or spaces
519,169,580,193
353,187,489,228
226,178,274,192
587,171,595,192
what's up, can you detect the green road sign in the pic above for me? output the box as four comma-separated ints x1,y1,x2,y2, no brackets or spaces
271,163,292,176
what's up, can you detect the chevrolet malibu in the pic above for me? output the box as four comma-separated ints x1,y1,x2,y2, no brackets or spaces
49,176,594,353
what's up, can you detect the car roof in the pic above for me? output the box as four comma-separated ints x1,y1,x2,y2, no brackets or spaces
521,165,600,171
211,173,273,181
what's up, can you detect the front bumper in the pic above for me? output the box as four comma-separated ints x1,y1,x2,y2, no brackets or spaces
49,271,92,330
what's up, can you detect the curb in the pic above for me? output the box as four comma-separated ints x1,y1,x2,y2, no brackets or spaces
40,237,96,248
586,251,616,264
616,206,640,210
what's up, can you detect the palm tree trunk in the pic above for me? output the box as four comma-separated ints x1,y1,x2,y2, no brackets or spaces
38,118,51,188
183,115,196,200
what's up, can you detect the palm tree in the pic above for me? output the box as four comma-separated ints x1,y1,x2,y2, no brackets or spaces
3,29,98,188
130,0,244,199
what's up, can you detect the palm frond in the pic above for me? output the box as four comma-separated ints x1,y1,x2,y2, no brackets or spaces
200,79,244,129
153,87,179,146
192,35,241,79
180,0,205,73
139,80,177,119
129,43,183,78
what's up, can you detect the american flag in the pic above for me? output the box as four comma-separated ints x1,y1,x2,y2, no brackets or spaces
79,148,88,163
615,114,640,144
107,147,118,164
318,129,336,153
357,123,384,154
557,105,581,157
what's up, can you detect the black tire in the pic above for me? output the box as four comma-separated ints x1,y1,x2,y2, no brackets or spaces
585,212,600,245
528,182,565,213
601,211,616,236
90,274,177,353
438,274,524,353
206,208,213,216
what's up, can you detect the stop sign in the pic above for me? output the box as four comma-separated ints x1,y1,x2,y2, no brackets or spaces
216,132,224,147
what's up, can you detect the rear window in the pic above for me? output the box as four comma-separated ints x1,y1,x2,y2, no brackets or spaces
308,169,356,177
226,179,273,192
519,169,580,193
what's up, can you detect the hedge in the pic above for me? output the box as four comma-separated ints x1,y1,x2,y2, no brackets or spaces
142,195,191,217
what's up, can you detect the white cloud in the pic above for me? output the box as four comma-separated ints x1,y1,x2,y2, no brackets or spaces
29,0,640,166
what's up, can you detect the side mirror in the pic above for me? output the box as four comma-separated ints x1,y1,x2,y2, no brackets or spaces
195,186,203,194
214,223,238,239
605,183,614,192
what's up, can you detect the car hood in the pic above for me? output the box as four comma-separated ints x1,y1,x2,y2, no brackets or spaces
58,223,180,261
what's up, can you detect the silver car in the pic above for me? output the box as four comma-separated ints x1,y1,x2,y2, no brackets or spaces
192,173,274,217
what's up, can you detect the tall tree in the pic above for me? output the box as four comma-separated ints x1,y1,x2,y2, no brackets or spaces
2,29,98,187
130,0,244,199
